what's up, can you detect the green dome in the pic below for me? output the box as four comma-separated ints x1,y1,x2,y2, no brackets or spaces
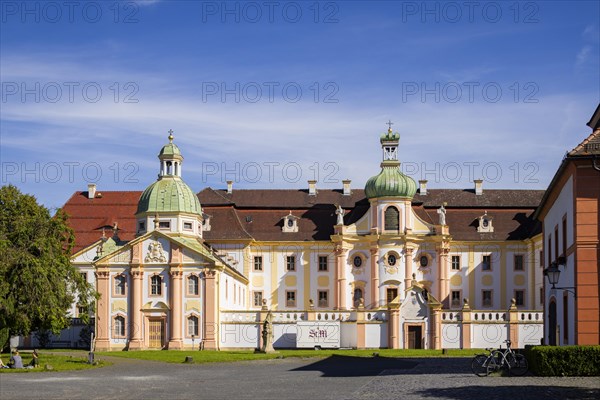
136,176,201,215
365,166,417,199
158,143,182,159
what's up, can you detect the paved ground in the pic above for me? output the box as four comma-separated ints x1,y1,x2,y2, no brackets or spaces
1,355,598,400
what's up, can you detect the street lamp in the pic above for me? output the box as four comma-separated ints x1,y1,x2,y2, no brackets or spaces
543,257,576,297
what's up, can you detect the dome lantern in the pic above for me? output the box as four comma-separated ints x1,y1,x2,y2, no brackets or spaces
364,122,417,199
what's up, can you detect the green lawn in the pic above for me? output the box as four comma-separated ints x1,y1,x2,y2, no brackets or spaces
96,348,480,364
0,351,109,373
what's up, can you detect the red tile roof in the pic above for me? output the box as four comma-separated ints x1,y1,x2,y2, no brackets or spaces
62,187,544,254
62,191,141,253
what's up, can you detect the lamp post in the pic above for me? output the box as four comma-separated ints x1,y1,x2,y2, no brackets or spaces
543,257,576,297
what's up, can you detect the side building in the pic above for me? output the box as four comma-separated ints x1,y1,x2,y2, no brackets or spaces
50,127,546,350
536,104,600,346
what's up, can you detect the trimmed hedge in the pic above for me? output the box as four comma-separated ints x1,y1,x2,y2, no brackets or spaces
525,345,600,376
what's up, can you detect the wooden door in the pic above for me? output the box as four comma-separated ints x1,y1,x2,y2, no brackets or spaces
149,320,164,349
408,325,422,349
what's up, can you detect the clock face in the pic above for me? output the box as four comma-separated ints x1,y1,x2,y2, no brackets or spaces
388,254,396,266
353,256,362,268
420,255,428,267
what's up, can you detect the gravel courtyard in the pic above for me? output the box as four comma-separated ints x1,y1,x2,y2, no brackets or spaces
1,355,598,400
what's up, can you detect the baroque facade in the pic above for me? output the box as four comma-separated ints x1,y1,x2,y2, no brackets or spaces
60,126,550,351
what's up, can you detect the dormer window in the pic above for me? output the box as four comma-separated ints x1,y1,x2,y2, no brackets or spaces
282,212,299,233
477,211,494,233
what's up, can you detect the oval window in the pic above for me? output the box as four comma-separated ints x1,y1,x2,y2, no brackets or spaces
287,219,294,227
420,255,428,267
353,256,362,268
388,254,397,266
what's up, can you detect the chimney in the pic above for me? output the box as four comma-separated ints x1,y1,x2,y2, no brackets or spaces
87,183,96,199
419,180,428,195
474,179,483,195
308,180,317,196
226,180,233,194
342,179,351,196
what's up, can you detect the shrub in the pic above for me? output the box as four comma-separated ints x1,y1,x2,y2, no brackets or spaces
525,345,600,376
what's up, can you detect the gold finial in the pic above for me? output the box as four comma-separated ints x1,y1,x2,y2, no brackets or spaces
168,129,174,143
386,120,394,133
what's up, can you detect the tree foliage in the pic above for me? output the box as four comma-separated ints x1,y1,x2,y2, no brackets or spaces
0,184,95,349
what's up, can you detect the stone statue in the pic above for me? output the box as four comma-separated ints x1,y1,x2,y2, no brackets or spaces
437,204,447,225
260,312,275,353
335,205,344,226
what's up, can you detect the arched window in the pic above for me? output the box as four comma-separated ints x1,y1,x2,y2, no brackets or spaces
353,288,363,307
384,206,399,231
113,315,126,338
187,275,199,296
151,275,162,296
187,315,199,337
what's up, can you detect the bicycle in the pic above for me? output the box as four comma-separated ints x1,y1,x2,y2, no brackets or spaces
471,340,528,376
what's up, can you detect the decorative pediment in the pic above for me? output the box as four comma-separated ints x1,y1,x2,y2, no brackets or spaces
142,301,170,311
401,288,428,320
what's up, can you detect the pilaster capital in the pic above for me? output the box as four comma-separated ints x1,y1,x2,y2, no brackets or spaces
130,267,144,278
170,267,184,278
204,268,218,279
95,269,110,279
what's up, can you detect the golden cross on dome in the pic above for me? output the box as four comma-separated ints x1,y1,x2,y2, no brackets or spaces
168,129,174,143
386,120,394,133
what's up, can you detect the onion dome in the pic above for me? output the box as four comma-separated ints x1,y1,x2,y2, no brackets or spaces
364,124,417,199
136,130,202,216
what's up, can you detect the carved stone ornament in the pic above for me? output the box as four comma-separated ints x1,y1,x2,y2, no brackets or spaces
144,240,167,263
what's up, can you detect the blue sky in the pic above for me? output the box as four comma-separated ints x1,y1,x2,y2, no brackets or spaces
1,0,599,210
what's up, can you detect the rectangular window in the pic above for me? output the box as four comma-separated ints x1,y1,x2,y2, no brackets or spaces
451,255,460,270
151,275,162,296
159,221,170,229
539,250,543,267
286,256,296,271
253,291,263,307
318,290,328,307
451,290,461,308
554,226,559,261
540,287,544,304
515,290,525,306
386,288,398,303
80,272,87,282
514,254,524,271
253,256,263,271
482,255,491,271
482,290,492,307
286,291,296,307
562,217,567,257
138,221,145,231
318,256,328,271
183,222,193,230
547,237,552,265
77,305,87,317
114,275,126,296
187,275,199,296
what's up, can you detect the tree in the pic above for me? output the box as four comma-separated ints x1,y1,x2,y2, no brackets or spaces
0,184,95,350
